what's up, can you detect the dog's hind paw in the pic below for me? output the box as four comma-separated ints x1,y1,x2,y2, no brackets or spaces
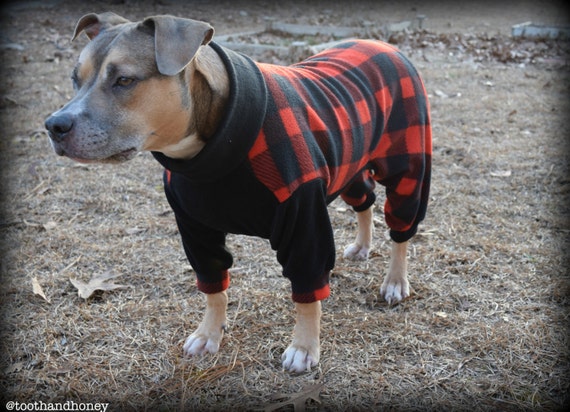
282,345,319,373
183,330,223,356
380,277,410,305
343,243,370,260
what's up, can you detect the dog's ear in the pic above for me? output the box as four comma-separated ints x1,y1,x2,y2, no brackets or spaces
141,16,214,76
72,12,130,41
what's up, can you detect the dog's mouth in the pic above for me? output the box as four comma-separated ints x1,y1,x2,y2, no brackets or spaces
103,148,138,163
61,148,138,164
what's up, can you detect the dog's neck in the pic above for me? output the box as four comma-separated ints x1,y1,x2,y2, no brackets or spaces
156,45,230,159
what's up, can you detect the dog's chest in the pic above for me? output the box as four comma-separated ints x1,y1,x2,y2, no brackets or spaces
164,162,277,237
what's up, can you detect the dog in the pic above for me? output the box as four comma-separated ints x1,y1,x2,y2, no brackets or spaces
45,12,432,373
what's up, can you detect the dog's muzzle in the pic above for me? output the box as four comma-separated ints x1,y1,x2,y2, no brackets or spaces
44,109,139,163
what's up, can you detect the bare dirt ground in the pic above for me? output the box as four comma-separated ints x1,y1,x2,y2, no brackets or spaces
1,0,569,410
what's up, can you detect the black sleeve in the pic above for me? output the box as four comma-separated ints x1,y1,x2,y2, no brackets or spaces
173,212,233,292
269,180,335,303
164,174,233,294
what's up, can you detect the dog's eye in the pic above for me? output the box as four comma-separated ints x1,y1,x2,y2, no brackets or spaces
114,76,135,88
71,69,81,90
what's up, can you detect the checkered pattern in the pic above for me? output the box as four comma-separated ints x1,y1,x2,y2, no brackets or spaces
155,40,431,304
249,40,431,243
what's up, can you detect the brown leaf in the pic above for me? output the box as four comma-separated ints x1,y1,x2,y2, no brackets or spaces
70,272,127,299
4,361,25,374
32,277,50,303
264,382,324,412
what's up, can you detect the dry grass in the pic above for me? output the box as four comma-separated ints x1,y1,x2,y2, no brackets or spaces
1,1,569,410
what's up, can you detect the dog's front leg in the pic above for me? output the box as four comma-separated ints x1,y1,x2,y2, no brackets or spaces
380,241,409,305
282,301,321,373
184,291,228,356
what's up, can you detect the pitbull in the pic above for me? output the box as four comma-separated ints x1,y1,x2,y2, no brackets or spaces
45,12,432,373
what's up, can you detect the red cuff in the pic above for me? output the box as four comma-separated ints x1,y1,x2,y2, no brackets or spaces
291,283,330,303
196,270,230,294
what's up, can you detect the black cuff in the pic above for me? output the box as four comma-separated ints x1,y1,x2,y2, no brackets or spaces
390,225,418,243
353,191,376,212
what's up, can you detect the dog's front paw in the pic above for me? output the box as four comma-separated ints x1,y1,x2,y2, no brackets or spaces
343,243,370,260
282,344,319,373
183,328,224,356
380,275,410,305
184,291,228,357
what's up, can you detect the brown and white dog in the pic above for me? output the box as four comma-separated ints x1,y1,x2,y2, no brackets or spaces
45,13,431,373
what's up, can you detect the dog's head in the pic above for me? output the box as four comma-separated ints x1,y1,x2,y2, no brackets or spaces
45,12,214,163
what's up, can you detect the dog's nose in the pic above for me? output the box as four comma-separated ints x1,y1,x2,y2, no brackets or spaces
45,113,74,142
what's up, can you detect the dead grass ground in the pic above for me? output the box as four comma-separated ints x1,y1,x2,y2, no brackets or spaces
0,0,569,410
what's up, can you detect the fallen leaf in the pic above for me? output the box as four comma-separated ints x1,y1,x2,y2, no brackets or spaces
32,277,50,303
265,382,324,412
4,361,25,374
70,272,127,299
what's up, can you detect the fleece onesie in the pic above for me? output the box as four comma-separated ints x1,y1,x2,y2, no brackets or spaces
152,40,432,303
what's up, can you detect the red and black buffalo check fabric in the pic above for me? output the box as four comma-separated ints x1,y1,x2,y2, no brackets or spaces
155,40,431,303
249,39,432,243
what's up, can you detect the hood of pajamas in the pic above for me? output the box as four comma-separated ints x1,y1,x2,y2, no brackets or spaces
153,40,432,303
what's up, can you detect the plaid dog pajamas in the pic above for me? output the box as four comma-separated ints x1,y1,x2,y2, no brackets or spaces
153,40,432,303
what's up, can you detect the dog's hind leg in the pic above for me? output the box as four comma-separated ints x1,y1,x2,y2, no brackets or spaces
343,207,410,305
282,301,321,373
380,241,410,305
183,291,228,356
343,207,373,261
